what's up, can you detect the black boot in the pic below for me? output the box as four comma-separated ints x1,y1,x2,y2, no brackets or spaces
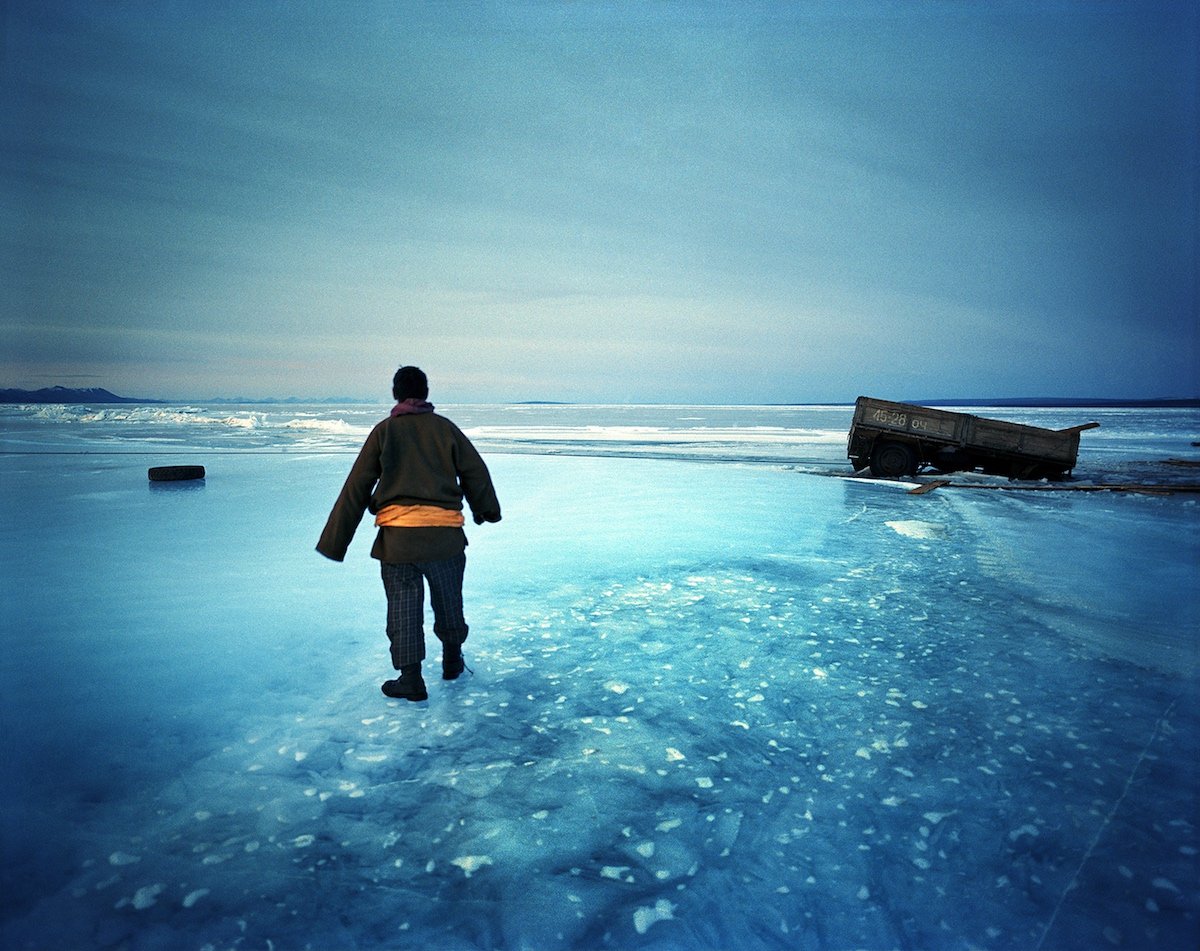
442,645,465,681
382,664,428,701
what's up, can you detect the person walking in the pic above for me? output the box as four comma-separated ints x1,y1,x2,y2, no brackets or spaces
317,366,501,701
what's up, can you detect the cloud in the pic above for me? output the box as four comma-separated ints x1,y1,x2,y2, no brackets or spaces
2,1,1195,400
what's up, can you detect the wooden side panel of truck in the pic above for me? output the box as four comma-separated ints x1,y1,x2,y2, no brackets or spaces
846,397,1099,479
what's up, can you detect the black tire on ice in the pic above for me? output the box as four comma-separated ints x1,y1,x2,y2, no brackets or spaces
148,465,206,482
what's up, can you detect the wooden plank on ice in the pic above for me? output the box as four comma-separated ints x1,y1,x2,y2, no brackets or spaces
908,480,952,495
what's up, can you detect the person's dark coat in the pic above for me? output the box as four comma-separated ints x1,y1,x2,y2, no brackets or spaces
317,411,501,563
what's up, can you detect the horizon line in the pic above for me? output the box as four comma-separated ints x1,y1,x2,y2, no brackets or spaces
2,386,1199,409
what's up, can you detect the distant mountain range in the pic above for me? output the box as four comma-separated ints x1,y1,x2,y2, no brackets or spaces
0,386,373,404
0,386,163,404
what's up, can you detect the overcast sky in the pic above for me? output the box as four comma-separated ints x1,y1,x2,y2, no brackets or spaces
2,1,1196,403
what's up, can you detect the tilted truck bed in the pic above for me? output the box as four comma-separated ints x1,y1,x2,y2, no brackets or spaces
847,397,1099,479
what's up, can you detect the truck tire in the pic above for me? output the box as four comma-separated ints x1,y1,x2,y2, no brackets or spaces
870,441,917,478
148,465,206,482
931,448,973,474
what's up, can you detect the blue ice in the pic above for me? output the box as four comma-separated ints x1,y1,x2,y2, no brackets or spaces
1,405,1197,949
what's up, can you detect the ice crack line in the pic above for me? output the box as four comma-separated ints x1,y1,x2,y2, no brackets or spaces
1035,697,1179,950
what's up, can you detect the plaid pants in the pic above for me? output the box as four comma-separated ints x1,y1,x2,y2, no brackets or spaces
380,554,468,669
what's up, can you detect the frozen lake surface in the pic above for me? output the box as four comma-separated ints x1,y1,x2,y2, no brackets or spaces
1,403,1197,949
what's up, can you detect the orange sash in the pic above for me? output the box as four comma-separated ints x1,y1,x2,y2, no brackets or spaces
374,504,465,528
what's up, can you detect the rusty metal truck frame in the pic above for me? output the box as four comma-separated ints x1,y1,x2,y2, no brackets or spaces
847,396,1099,480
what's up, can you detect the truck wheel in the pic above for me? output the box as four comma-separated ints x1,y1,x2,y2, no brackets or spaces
870,441,917,478
931,448,972,474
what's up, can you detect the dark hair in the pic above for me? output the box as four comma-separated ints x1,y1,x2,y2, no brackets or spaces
392,366,429,401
